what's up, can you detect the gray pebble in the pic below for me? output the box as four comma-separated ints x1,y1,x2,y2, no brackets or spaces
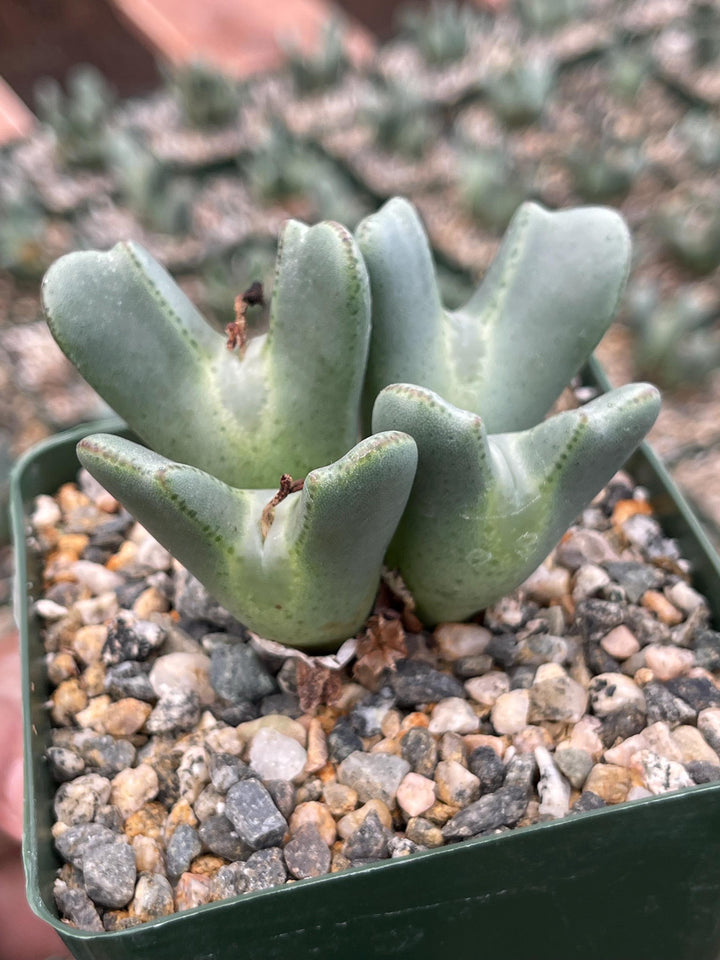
212,862,248,900
468,746,505,794
509,665,537,690
401,727,438,778
46,746,85,782
198,814,251,861
209,752,249,793
571,791,607,813
442,786,528,841
102,613,165,665
173,570,239,629
54,774,111,825
337,751,410,807
130,872,174,920
666,676,720,712
327,718,363,763
242,848,287,892
599,705,648,748
343,812,391,861
225,779,287,850
605,562,664,603
503,753,537,793
554,748,593,790
694,630,720,672
54,879,103,932
624,606,671,646
80,735,137,778
486,634,520,669
389,660,464,707
283,824,331,879
145,688,201,733
166,824,202,879
82,840,137,909
105,661,156,703
350,695,395,737
575,599,624,643
210,639,277,704
389,835,422,857
685,761,720,784
516,634,569,666
644,682,697,727
452,654,494,679
55,823,120,868
260,692,302,719
264,779,297,820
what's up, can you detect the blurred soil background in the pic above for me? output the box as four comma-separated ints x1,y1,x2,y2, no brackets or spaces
1,0,720,652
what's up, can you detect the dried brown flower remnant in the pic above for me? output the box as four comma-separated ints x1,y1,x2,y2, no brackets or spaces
260,474,305,539
353,614,407,691
225,281,265,355
296,659,343,713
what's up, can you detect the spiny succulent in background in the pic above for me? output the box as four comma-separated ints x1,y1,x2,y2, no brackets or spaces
483,54,556,127
369,88,440,160
106,130,195,235
396,1,479,67
689,0,720,67
0,188,49,279
242,122,369,227
625,279,720,391
677,110,720,171
43,198,658,646
514,0,587,33
654,188,720,275
604,39,654,102
566,136,644,204
34,64,114,168
284,18,349,95
164,60,240,129
456,147,529,232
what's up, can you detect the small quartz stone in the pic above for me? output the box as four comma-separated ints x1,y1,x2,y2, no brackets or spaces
103,699,152,738
76,592,120,626
641,590,683,626
132,836,165,874
248,727,308,783
166,823,202,879
434,759,480,807
209,638,277,703
490,689,530,735
111,765,159,820
236,714,306,747
343,811,391,861
671,725,720,765
305,718,329,773
467,747,505,794
516,635,569,667
428,697,480,735
557,530,620,570
149,652,215,705
389,660,464,707
51,678,88,726
283,824,331,879
129,873,174,921
225,779,287,850
351,695,395,736
553,747,593,790
644,644,695,682
194,784,224,821
434,623,491,660
54,774,112,825
588,673,646,717
405,817,445,848
396,772,436,817
337,800,393,840
535,747,571,819
572,563,611,601
632,749,695,795
442,786,528,841
583,764,632,804
465,672,511,709
240,848,287,892
145,689,201,733
175,872,213,911
83,841,137,909
438,731,466,764
289,801,336,847
528,669,588,724
72,624,108,665
323,782,358,817
600,626,640,660
177,745,209,803
522,563,571,603
337,751,410,806
665,580,707,615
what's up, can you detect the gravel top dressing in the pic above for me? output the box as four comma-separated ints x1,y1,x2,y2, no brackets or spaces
29,459,720,931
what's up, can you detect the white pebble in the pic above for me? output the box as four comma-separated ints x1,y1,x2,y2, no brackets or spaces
465,672,510,708
428,697,480,735
491,689,530,735
588,673,646,717
644,644,695,682
149,653,215,706
535,746,571,819
249,727,308,783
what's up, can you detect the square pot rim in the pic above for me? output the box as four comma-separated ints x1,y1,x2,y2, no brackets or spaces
10,405,720,947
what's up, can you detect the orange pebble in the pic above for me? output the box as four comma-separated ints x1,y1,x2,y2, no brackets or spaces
612,498,652,527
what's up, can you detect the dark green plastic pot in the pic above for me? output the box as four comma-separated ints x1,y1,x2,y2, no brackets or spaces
11,369,720,960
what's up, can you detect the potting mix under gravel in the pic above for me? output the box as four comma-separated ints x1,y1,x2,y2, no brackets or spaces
29,458,720,932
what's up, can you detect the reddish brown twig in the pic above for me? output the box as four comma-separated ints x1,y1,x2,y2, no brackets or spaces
225,281,265,356
260,473,305,539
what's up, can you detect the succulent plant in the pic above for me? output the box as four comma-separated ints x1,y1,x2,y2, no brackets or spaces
34,64,113,167
626,280,720,390
165,60,240,129
689,1,720,67
77,431,417,648
514,0,588,33
456,148,529,231
43,198,657,646
105,130,194,235
483,55,556,127
285,18,349,95
677,110,720,170
655,190,720,275
0,179,49,278
42,218,372,489
397,1,478,66
566,138,644,203
355,196,631,432
370,89,439,160
199,242,277,331
373,381,659,624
